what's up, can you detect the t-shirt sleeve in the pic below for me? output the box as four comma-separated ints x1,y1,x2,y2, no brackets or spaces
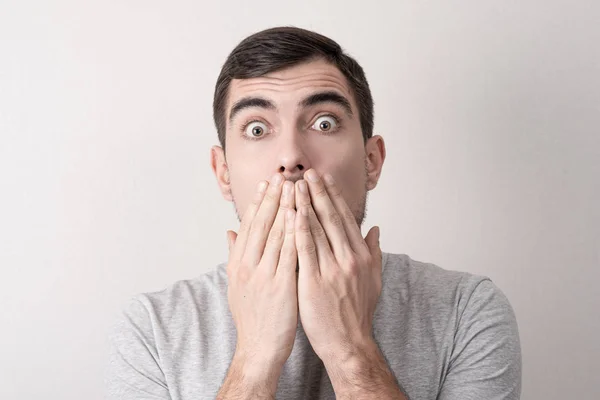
105,297,171,400
438,279,522,400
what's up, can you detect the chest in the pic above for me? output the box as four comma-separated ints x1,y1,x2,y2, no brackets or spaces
158,302,451,400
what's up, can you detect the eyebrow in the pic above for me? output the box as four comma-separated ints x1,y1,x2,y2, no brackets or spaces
299,91,354,117
229,97,276,123
227,90,354,124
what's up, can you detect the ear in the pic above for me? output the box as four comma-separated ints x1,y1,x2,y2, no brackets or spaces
210,145,233,202
365,135,386,191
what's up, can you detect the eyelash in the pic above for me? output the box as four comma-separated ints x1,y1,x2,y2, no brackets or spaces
240,118,269,142
240,114,342,141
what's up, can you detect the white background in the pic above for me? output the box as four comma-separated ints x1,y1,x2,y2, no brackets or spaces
1,1,599,399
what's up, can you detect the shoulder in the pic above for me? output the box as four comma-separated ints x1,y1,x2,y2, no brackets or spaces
382,251,494,303
113,262,229,334
380,252,521,397
381,251,518,331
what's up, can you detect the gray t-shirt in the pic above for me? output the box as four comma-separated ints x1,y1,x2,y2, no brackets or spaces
105,252,522,399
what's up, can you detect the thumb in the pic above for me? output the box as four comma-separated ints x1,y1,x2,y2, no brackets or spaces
226,230,238,254
365,226,381,254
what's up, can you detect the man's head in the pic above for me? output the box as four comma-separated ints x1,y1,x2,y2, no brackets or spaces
210,26,385,228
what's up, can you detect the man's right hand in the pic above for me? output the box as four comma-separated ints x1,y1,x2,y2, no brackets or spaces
218,173,298,399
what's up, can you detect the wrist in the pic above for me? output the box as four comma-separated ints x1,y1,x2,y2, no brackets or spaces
229,349,284,392
322,338,395,396
321,336,379,372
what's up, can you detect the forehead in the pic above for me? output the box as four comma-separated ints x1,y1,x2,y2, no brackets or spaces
227,59,355,111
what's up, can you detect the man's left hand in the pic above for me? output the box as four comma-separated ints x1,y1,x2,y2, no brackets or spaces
293,168,382,367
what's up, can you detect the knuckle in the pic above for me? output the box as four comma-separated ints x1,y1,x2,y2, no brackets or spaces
297,241,316,255
327,210,343,227
286,223,295,234
347,264,359,279
299,221,311,233
329,184,343,197
313,224,326,239
267,227,284,242
314,185,328,198
264,190,279,203
361,244,373,258
251,219,270,235
280,243,296,259
339,243,352,260
237,266,251,282
285,219,296,234
346,256,359,273
239,219,251,233
343,208,355,222
326,265,343,281
278,205,290,215
251,194,263,206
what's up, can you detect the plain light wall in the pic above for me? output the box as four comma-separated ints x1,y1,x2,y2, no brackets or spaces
1,1,598,399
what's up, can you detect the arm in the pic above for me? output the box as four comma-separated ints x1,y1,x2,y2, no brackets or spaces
106,176,297,399
216,352,281,400
293,170,407,399
105,298,170,400
323,339,408,400
438,279,522,399
217,175,299,399
323,278,520,400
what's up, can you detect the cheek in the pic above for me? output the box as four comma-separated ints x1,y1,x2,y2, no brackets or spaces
228,163,272,211
234,172,257,190
327,163,366,201
342,170,366,197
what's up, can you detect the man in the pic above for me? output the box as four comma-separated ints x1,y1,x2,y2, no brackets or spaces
106,27,522,399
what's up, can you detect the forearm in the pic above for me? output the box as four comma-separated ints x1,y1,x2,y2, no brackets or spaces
216,352,282,400
323,340,408,400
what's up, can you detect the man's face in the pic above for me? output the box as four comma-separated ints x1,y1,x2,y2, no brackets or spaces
211,58,385,228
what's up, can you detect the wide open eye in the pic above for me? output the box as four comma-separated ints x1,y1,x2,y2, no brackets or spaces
244,121,268,139
312,115,338,132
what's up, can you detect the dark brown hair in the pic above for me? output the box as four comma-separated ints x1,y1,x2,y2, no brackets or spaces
212,26,374,152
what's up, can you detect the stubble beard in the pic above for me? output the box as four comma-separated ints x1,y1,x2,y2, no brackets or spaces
229,165,370,272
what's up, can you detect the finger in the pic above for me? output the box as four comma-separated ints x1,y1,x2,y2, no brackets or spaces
230,180,268,263
295,180,334,266
322,173,369,254
275,208,298,282
226,230,238,278
295,204,320,278
227,230,238,255
304,169,351,261
243,173,285,266
365,226,382,267
261,181,295,275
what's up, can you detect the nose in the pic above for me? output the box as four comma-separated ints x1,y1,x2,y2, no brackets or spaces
276,133,311,182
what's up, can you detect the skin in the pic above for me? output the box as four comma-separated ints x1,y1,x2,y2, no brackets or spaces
211,58,384,225
211,59,406,399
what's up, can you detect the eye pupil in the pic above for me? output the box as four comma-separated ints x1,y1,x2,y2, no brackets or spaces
320,121,331,130
252,126,263,136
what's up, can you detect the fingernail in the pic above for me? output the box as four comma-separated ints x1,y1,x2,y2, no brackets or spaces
257,181,267,193
298,180,307,193
271,173,283,186
306,169,319,182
